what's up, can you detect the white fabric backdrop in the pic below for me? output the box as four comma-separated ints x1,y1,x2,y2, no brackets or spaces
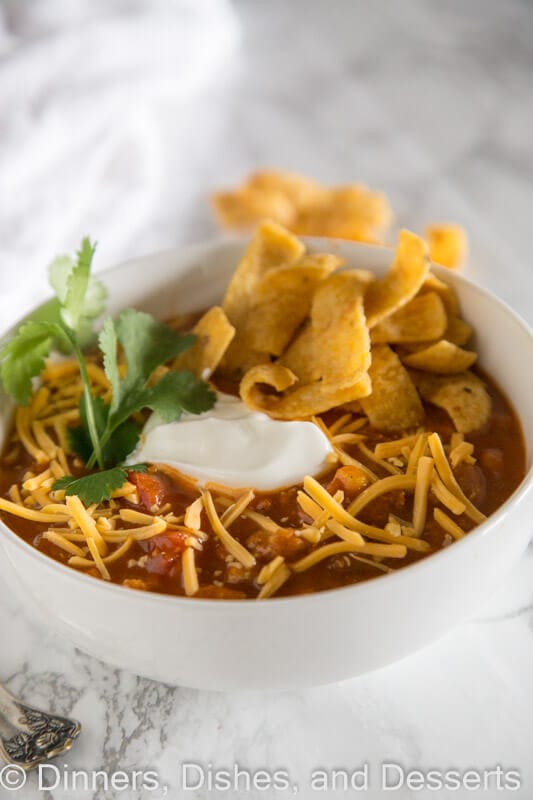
0,0,239,327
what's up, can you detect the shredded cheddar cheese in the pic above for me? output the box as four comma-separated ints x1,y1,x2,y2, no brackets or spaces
341,417,369,434
0,341,492,600
374,434,419,460
358,442,401,475
184,497,204,530
257,555,285,585
412,456,434,536
406,432,428,476
292,540,407,573
347,474,416,516
334,446,378,482
428,433,486,524
257,562,292,599
449,440,475,468
324,519,365,547
202,490,256,568
431,474,466,515
66,495,108,556
86,538,111,579
183,547,200,596
433,507,465,540
327,413,353,436
42,531,87,557
119,508,159,525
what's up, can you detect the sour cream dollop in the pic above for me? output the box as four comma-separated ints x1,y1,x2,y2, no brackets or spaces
129,393,333,491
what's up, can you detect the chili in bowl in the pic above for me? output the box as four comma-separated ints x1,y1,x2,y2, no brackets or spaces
0,228,530,688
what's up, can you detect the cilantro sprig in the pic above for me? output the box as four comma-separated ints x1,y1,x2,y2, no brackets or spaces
78,309,215,469
1,239,105,405
0,238,217,502
1,238,107,467
53,464,148,505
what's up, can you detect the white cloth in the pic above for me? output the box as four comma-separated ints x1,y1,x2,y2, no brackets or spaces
0,0,239,329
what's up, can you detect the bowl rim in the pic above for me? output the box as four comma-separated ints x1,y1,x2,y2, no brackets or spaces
0,235,532,610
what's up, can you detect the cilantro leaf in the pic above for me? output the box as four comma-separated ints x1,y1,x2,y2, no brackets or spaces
53,470,126,504
64,240,92,329
143,370,217,422
48,255,74,304
83,308,209,467
49,238,106,345
103,420,141,464
112,309,195,406
67,395,109,462
67,425,94,464
53,463,147,505
29,298,64,327
1,237,107,408
71,310,215,469
68,395,140,465
99,317,120,404
0,321,67,405
1,235,217,480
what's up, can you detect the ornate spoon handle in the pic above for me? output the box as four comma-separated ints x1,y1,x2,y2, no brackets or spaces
0,681,81,770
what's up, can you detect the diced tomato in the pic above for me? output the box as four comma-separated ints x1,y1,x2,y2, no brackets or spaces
140,531,189,576
128,470,170,510
143,554,175,576
327,465,369,498
246,528,306,561
147,531,189,554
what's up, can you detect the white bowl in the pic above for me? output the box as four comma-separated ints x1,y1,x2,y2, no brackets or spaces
0,238,531,690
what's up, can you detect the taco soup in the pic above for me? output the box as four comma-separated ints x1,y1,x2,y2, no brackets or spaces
0,224,526,600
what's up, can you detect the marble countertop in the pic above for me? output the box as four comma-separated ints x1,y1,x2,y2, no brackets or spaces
0,1,532,798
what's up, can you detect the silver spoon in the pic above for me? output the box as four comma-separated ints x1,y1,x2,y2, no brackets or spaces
0,681,81,769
